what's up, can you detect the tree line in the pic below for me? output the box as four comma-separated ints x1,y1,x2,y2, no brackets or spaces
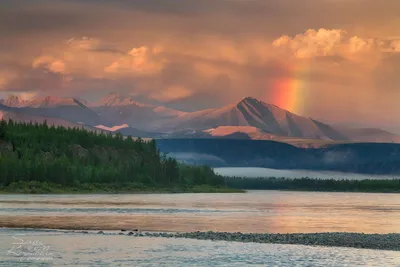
0,119,225,190
226,177,400,192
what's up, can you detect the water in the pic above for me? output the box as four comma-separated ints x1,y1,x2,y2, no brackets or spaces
1,191,399,233
1,228,399,266
214,167,400,180
1,191,400,266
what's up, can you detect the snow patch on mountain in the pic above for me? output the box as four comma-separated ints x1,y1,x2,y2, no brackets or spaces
95,124,130,132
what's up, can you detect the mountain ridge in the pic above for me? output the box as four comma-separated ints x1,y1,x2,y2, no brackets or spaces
1,93,399,144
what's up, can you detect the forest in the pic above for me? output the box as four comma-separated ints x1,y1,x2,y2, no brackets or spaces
226,177,400,193
0,120,238,193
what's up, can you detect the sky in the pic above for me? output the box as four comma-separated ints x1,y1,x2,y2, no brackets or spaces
1,0,400,132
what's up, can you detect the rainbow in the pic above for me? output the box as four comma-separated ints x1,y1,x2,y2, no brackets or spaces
266,61,311,115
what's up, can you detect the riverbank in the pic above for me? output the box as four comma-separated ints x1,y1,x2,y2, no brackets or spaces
226,177,400,193
132,231,400,251
165,231,400,251
0,181,244,194
5,228,399,251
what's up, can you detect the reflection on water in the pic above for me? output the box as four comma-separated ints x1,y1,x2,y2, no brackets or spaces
0,191,399,233
0,229,399,266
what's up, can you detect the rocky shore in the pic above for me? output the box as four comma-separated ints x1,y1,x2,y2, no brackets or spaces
91,230,400,251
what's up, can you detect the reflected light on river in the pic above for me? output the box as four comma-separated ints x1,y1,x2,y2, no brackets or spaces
0,191,399,234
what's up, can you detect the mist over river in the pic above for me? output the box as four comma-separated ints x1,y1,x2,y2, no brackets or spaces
214,167,400,180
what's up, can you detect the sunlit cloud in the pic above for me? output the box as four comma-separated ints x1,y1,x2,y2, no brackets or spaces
2,0,400,132
272,29,345,59
149,85,193,102
105,46,166,76
0,70,17,89
32,56,66,74
271,28,400,60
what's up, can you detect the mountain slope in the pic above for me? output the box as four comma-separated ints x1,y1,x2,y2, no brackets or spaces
0,105,100,132
92,92,187,130
1,96,104,126
156,138,400,174
1,93,399,144
0,95,28,107
161,97,350,141
336,127,400,143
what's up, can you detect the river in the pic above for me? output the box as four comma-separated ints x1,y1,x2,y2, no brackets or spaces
0,191,399,266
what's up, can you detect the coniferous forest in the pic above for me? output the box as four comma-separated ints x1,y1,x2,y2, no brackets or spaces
0,120,238,193
1,119,398,193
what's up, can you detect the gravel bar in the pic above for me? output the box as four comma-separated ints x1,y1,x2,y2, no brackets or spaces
95,231,400,251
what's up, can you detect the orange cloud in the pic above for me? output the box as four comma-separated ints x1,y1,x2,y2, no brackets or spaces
389,40,400,52
149,85,192,102
0,69,18,90
32,56,66,74
31,38,166,79
272,28,398,61
66,36,105,51
105,46,166,76
272,29,345,59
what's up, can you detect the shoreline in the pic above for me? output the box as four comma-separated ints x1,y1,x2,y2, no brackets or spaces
2,227,399,251
0,182,245,194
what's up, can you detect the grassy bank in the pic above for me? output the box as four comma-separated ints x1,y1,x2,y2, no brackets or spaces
0,181,244,194
226,177,400,193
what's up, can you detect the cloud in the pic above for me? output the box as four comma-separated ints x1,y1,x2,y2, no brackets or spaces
272,28,400,61
348,36,380,53
389,40,400,52
66,36,122,53
31,38,166,79
149,85,192,102
272,29,345,59
0,69,17,89
105,46,166,76
2,0,400,133
32,56,66,74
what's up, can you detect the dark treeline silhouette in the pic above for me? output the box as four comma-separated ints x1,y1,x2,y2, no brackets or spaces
226,177,400,192
0,119,226,192
156,139,400,174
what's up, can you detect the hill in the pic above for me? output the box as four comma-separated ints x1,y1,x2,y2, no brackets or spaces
156,138,400,174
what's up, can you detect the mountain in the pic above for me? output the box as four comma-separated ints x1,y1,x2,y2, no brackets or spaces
1,93,399,144
0,95,86,108
95,124,130,132
160,97,350,141
156,138,400,174
95,92,153,107
336,127,400,143
0,105,100,132
94,123,158,137
204,126,275,140
26,96,85,108
92,92,187,130
0,95,28,107
0,95,104,126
